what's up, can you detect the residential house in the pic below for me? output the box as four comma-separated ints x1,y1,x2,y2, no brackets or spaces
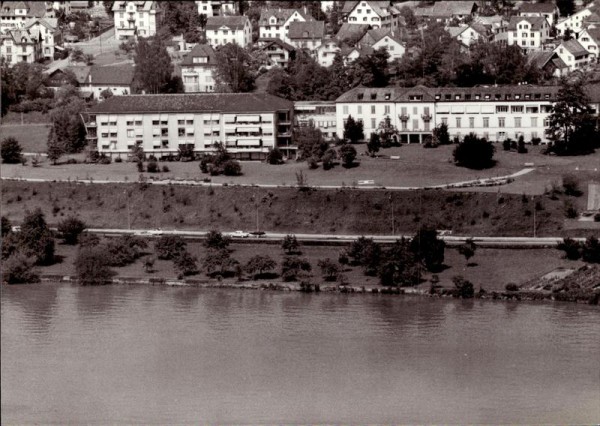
315,37,340,67
44,65,90,91
498,16,551,51
413,1,478,24
112,1,162,40
47,1,71,18
554,38,591,71
527,50,569,78
556,7,593,36
258,8,313,44
340,44,373,64
287,20,324,50
343,1,401,30
358,28,405,61
180,44,217,93
205,16,252,47
257,37,295,68
335,85,561,144
578,27,600,59
82,93,294,160
195,0,237,17
0,28,42,65
335,22,369,45
23,17,61,59
70,1,91,12
294,101,337,140
518,2,559,27
0,1,47,33
447,22,492,48
84,64,135,98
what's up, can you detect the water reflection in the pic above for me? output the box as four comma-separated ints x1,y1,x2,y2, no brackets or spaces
1,283,59,335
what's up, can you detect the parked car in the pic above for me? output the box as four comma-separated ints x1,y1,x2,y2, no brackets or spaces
250,231,266,238
229,230,250,238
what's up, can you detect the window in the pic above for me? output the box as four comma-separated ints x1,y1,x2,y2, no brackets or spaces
456,117,461,128
384,105,390,114
343,106,348,114
357,105,362,114
530,117,538,127
483,117,489,128
412,119,418,129
441,117,448,125
178,128,185,137
126,120,134,126
161,128,168,136
371,118,376,128
178,119,185,125
498,117,505,128
496,105,508,113
511,105,523,113
469,117,474,128
371,105,376,114
127,129,134,138
514,117,521,128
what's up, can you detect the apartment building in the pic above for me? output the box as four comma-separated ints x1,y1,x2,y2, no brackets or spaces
112,1,161,40
0,28,42,65
518,2,558,27
205,16,251,47
556,7,593,36
23,17,60,59
554,38,591,71
294,101,337,140
335,85,562,144
498,16,551,51
180,44,217,92
195,0,236,17
258,8,312,44
0,1,46,33
82,93,294,160
343,1,401,30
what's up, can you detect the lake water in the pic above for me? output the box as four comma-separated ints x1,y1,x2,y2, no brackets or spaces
2,283,599,424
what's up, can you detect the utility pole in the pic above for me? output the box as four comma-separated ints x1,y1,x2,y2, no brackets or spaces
390,194,395,235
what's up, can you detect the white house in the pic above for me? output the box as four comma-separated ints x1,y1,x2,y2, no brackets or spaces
518,2,559,27
315,38,340,67
0,28,42,65
257,38,296,68
205,16,252,47
343,0,401,30
195,1,237,17
554,38,591,71
84,64,135,99
359,28,405,61
578,27,600,59
180,44,217,93
447,22,492,47
258,8,313,44
112,1,162,40
556,7,593,36
23,17,61,59
0,1,47,33
500,16,551,51
82,93,294,160
287,20,324,50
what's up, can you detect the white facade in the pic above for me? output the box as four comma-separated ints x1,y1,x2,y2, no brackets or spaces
554,40,591,71
0,29,42,65
451,25,488,47
205,16,252,47
24,18,60,59
294,101,337,139
346,1,400,30
259,9,310,44
503,16,550,51
371,34,404,61
578,28,600,58
315,39,340,67
556,8,593,36
195,1,237,17
113,1,161,40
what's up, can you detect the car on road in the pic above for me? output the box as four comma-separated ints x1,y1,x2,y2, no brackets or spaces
135,228,163,237
250,231,266,238
229,230,250,238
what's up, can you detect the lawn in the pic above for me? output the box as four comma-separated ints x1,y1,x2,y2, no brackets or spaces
0,111,51,125
40,240,580,292
0,124,51,153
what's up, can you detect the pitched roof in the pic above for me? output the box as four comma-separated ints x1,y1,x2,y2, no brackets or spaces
429,1,478,17
0,1,46,18
559,39,589,56
87,93,293,114
257,38,296,51
336,23,369,42
205,16,249,31
288,20,324,39
88,64,135,86
180,44,216,66
258,8,312,25
23,17,58,31
507,15,548,31
112,1,156,12
342,1,391,15
4,28,40,44
518,2,557,14
582,27,600,43
360,28,402,46
61,65,91,84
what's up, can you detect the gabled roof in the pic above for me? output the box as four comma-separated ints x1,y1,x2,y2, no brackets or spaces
519,2,557,14
112,1,156,12
342,1,391,15
181,44,216,66
258,38,296,52
559,39,589,57
205,16,249,31
88,64,135,86
258,8,312,26
581,27,600,44
0,1,46,18
23,17,58,31
288,20,325,40
429,1,478,17
87,93,293,114
360,28,402,46
60,65,91,84
507,15,548,31
336,23,369,43
4,28,40,44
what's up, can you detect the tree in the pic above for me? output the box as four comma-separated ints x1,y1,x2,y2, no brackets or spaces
204,230,231,250
281,256,312,281
133,37,178,94
562,174,582,196
318,258,340,281
202,248,238,277
343,115,364,143
378,238,423,287
75,246,115,285
347,237,382,276
57,217,86,245
453,275,475,298
282,234,300,254
99,88,113,100
339,143,357,167
399,6,417,29
213,44,258,92
70,48,85,63
106,235,147,266
199,13,208,30
294,126,328,160
19,208,55,265
582,236,600,263
3,253,39,284
173,250,199,277
558,237,582,260
1,216,11,237
432,122,450,145
222,159,242,176
367,133,381,156
557,0,575,16
155,235,187,260
352,47,390,87
377,116,399,147
245,255,277,279
453,133,495,169
458,238,477,265
266,147,284,165
545,77,599,155
410,226,445,272
1,137,23,164
47,85,87,159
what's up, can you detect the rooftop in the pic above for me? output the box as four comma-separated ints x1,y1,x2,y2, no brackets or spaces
88,64,135,86
205,15,249,31
87,93,293,114
180,44,217,66
559,39,589,57
507,16,548,31
258,8,312,25
288,20,325,40
518,2,557,14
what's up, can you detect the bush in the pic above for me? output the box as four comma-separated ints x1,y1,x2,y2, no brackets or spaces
266,147,284,165
453,133,495,169
531,137,541,146
282,234,300,254
410,226,445,272
557,238,581,260
2,253,39,284
453,276,474,298
562,174,582,196
75,246,115,285
594,213,600,222
517,137,528,154
204,230,230,250
155,235,187,260
162,165,170,172
57,217,86,245
19,208,55,265
136,161,144,172
281,256,311,281
114,156,123,163
222,160,242,176
318,258,340,281
502,139,511,151
339,144,357,168
106,235,147,266
582,236,600,263
146,159,159,173
505,283,519,292
564,201,578,218
1,137,23,164
245,255,277,279
173,250,198,277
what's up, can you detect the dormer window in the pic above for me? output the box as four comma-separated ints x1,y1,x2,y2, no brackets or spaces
445,94,451,100
435,94,441,100
455,95,461,100
465,94,471,100
370,93,377,100
384,93,391,100
357,93,364,100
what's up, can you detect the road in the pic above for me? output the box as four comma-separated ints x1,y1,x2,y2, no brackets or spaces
84,228,584,248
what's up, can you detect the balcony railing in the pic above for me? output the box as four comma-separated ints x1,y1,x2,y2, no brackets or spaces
399,114,410,122
421,113,432,121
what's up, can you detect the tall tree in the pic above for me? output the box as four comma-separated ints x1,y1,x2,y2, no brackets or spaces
557,0,575,16
343,115,364,143
133,37,176,94
47,84,87,160
19,208,55,265
351,47,390,87
213,44,258,92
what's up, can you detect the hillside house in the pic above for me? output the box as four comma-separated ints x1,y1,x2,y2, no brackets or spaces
498,16,551,51
195,0,237,17
315,38,340,67
556,7,594,36
257,37,296,68
554,38,592,71
180,44,217,93
84,64,135,99
0,28,41,65
0,1,46,33
258,8,313,44
518,2,559,27
23,17,61,59
112,1,162,40
447,22,492,47
342,1,401,30
205,16,252,48
359,28,405,61
578,27,600,59
287,20,324,50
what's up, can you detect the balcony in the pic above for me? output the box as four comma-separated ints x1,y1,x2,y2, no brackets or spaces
399,114,410,122
421,113,432,122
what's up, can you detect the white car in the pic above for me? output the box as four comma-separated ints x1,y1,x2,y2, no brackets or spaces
229,230,250,238
148,228,164,236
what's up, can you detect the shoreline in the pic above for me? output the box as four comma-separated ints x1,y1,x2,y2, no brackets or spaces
31,274,599,305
